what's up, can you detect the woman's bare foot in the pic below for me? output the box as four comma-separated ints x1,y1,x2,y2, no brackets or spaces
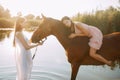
107,61,115,70
108,61,112,66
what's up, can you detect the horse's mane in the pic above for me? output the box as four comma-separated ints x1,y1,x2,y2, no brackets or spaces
47,17,72,37
46,17,90,47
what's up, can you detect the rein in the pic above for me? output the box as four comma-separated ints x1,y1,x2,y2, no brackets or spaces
32,37,47,60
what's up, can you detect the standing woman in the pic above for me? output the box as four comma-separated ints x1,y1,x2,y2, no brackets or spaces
13,17,42,80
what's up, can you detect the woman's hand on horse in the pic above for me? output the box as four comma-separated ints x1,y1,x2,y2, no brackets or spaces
37,42,43,46
69,33,76,38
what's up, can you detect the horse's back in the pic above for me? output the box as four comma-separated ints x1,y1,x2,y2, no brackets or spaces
97,32,120,59
82,32,120,65
102,32,120,50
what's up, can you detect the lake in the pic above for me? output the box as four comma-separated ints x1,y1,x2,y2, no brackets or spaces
0,31,120,80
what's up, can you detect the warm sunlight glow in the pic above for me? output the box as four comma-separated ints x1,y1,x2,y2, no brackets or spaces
0,0,119,19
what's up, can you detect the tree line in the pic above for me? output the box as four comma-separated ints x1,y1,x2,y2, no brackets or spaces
0,5,41,29
72,6,120,34
0,5,120,34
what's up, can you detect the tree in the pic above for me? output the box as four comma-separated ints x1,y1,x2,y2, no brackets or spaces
35,16,41,20
0,5,11,18
72,6,120,34
25,14,35,20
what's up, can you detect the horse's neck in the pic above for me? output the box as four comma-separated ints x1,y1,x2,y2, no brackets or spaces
52,27,70,49
53,33,69,49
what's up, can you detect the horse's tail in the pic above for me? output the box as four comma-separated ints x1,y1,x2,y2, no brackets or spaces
112,32,120,69
102,32,120,69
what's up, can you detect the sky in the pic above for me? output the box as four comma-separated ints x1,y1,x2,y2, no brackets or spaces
0,0,120,19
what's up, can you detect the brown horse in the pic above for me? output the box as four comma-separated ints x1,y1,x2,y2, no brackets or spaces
31,15,120,80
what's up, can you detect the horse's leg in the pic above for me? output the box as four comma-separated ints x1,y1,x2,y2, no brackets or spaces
71,63,80,80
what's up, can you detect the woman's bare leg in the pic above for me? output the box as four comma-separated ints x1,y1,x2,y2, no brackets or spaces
89,47,112,66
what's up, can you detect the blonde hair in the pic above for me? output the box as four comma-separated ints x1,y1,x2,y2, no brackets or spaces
13,17,25,47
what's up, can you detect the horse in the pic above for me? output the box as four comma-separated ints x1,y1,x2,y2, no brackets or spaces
31,15,120,80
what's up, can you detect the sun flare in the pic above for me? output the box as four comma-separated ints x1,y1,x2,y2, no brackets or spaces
0,0,119,19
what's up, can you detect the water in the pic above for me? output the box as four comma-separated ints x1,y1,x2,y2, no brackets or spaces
0,31,120,80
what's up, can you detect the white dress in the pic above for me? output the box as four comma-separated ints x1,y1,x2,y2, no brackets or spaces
15,32,33,80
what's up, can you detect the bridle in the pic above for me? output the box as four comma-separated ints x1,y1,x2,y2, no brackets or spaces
39,37,47,44
32,37,47,60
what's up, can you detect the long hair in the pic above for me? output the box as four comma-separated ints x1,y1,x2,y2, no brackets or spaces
61,16,75,33
13,17,25,47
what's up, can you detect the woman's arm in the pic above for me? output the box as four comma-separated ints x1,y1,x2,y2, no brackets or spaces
16,32,42,50
76,23,90,37
69,33,88,38
69,23,92,38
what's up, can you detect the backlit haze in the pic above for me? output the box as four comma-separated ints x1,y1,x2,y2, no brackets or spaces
0,0,119,19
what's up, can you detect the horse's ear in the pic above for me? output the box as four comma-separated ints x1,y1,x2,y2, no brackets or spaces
41,13,46,19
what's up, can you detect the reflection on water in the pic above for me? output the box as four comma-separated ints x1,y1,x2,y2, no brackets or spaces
0,30,12,41
0,30,120,80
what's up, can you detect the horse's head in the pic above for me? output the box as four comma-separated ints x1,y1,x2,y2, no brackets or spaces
31,14,72,45
31,15,53,43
